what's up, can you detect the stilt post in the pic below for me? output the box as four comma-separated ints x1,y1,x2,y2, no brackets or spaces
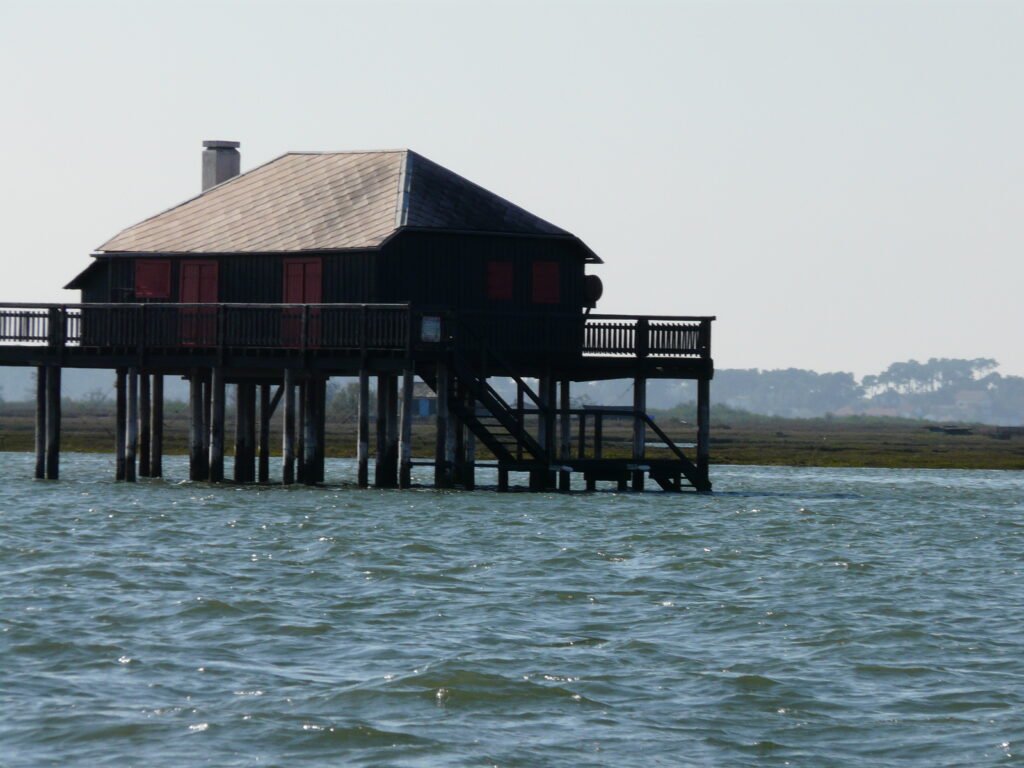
235,383,256,483
116,368,127,481
375,374,398,487
258,384,271,483
297,379,307,484
125,367,138,482
697,376,711,492
434,362,452,488
559,379,571,492
302,377,319,485
138,373,151,477
188,369,206,481
315,377,326,483
202,373,212,469
282,369,296,485
463,388,476,491
632,375,646,491
357,369,370,487
398,367,414,488
150,375,163,478
45,366,61,480
34,367,45,479
208,367,225,482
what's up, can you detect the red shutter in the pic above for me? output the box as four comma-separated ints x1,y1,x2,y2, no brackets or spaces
284,258,323,303
180,261,218,303
486,261,514,301
179,261,218,346
135,259,171,299
531,261,560,304
282,258,323,347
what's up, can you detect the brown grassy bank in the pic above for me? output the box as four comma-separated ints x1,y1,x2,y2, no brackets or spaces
1,401,1022,470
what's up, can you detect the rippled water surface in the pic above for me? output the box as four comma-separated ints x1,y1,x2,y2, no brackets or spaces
2,453,1023,767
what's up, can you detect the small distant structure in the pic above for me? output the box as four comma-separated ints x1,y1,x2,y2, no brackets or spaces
0,141,715,491
412,382,436,418
925,425,973,435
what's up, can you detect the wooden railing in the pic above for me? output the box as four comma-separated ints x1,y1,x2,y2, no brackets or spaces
452,311,713,359
0,303,713,360
582,314,711,358
0,303,413,351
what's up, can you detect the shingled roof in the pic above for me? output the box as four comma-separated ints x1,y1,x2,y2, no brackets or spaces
96,150,589,255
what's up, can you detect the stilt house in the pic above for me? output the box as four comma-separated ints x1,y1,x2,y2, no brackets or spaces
1,141,715,491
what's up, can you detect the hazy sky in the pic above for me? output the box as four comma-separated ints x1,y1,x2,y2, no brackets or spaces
2,0,1021,378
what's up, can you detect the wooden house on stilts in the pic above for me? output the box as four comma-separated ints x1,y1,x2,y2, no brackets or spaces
0,141,715,491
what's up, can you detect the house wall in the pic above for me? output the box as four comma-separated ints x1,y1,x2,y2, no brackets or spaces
78,251,378,304
376,230,586,314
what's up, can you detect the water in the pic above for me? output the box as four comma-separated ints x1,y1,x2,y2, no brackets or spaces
2,454,1023,767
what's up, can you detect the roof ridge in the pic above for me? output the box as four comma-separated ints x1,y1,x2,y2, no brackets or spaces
394,149,413,228
285,149,410,156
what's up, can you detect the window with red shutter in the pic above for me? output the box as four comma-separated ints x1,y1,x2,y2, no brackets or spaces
531,261,560,304
134,259,171,299
486,261,514,301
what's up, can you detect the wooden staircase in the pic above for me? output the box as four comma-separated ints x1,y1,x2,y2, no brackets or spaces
422,349,710,492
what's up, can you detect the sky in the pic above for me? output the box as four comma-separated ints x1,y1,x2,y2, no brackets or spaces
1,0,1021,379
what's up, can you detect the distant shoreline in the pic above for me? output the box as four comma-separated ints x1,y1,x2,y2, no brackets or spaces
1,406,1021,471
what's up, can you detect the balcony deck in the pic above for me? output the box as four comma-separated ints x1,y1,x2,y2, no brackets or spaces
0,302,714,380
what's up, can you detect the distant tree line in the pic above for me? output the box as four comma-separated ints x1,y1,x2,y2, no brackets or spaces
666,358,1024,425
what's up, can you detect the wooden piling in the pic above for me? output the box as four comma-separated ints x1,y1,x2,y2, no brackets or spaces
302,378,319,485
258,384,271,483
282,369,296,485
374,374,387,487
463,389,476,491
202,374,212,468
138,374,151,477
151,375,163,478
559,379,571,492
188,370,205,481
125,367,138,482
296,379,308,484
315,377,326,483
34,367,45,479
697,376,711,491
632,376,646,491
116,368,127,481
208,367,225,483
357,369,369,488
516,382,525,461
398,367,414,488
531,376,555,491
375,374,398,487
235,383,256,483
45,366,61,480
434,362,452,489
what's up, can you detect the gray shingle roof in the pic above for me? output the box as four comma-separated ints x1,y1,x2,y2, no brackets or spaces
97,150,573,254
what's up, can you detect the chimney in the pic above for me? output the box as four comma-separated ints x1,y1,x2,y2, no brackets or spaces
201,140,240,191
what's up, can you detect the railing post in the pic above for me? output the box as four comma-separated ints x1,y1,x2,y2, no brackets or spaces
46,307,64,349
301,305,309,355
359,305,367,354
636,317,649,359
700,318,712,359
137,305,146,364
217,305,227,363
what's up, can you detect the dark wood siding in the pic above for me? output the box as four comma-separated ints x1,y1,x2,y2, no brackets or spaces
78,262,109,303
377,231,585,313
323,252,375,302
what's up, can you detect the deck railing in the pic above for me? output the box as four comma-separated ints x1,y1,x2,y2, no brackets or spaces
0,303,713,360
